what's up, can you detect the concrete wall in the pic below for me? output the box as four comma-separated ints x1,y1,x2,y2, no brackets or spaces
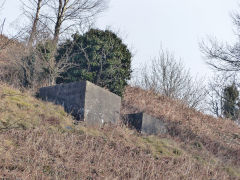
123,113,143,131
141,113,167,135
125,112,167,135
84,81,121,126
39,81,121,126
39,82,86,120
38,81,167,133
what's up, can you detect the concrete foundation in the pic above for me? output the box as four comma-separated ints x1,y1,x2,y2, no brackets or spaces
39,81,121,126
124,112,167,135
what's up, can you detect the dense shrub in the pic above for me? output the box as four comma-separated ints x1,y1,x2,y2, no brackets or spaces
57,29,132,96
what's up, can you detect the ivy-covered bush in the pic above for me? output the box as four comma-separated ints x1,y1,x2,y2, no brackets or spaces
57,29,132,96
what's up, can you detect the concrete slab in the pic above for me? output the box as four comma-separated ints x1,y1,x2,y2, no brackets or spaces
38,81,121,126
124,112,167,135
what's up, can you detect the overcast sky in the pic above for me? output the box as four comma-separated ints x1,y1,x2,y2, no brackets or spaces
1,0,240,79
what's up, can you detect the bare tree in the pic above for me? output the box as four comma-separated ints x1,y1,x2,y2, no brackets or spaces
207,73,227,117
20,0,45,46
46,0,107,45
132,49,207,110
0,38,70,89
200,38,240,72
16,0,108,87
200,9,240,73
206,72,240,118
0,1,4,11
199,8,240,121
20,0,54,47
0,0,5,36
0,0,6,48
35,39,78,86
20,0,107,45
45,0,107,85
21,0,108,45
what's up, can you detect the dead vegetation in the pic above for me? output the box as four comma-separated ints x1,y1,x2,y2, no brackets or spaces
0,84,239,179
122,86,240,168
0,35,26,88
0,126,237,179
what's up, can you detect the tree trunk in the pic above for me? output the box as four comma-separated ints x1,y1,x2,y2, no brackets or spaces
53,0,68,46
28,0,42,47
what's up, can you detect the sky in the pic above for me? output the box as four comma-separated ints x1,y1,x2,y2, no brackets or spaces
1,0,240,79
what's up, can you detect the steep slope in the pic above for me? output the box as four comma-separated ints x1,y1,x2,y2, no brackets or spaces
0,84,239,179
122,87,240,172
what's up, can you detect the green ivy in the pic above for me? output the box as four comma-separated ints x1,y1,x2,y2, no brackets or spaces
57,29,132,96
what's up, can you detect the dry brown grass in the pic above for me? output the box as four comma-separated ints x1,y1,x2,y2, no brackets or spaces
0,35,23,62
0,35,26,88
0,126,236,179
0,84,239,179
122,86,240,168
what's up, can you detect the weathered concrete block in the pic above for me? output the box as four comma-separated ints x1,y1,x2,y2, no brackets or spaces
39,81,121,126
125,113,167,135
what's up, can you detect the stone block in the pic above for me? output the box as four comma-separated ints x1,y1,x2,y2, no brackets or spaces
124,112,167,135
38,81,121,126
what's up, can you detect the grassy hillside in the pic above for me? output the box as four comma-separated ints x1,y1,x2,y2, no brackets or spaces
122,87,240,164
0,83,239,179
